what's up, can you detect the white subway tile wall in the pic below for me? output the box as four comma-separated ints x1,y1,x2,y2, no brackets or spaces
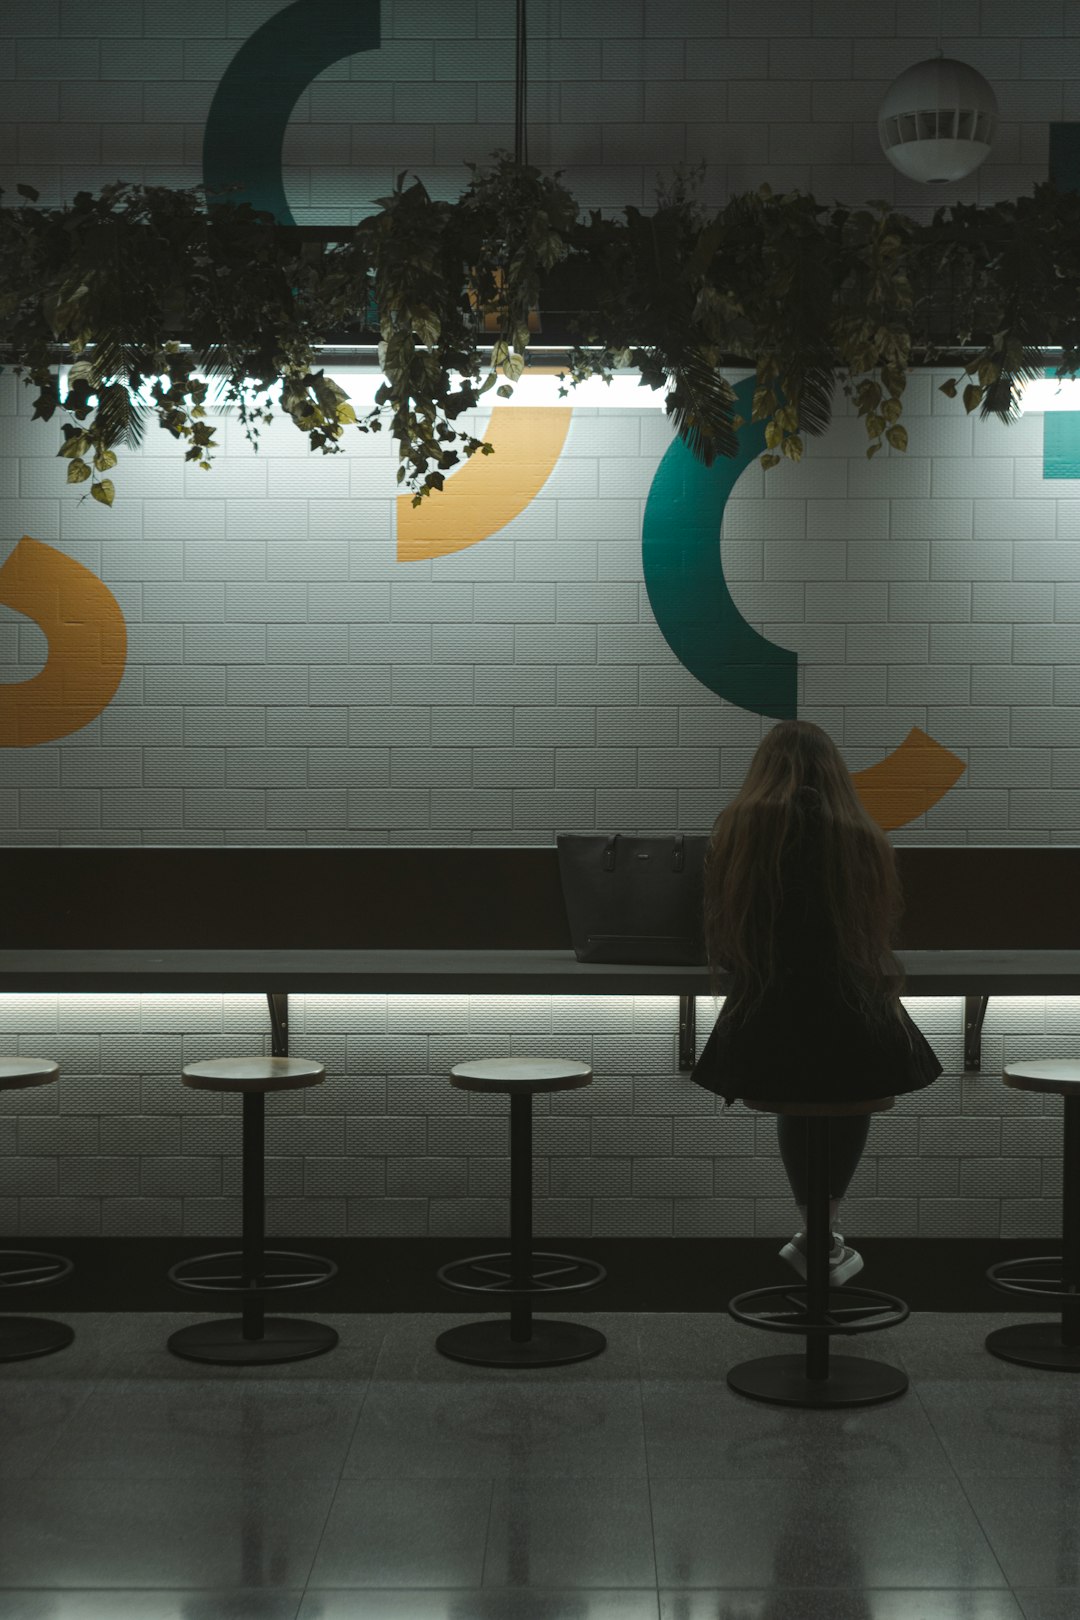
0,992,1068,1239
2,0,1079,1234
6,373,1080,845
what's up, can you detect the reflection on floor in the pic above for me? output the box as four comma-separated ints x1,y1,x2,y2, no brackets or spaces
0,1310,1077,1619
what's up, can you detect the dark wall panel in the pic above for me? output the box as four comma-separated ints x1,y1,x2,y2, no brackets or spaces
3,846,1079,952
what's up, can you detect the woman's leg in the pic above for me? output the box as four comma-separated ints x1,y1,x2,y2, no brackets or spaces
776,1114,872,1218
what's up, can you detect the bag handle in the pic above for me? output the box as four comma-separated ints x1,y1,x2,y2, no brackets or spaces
602,833,686,873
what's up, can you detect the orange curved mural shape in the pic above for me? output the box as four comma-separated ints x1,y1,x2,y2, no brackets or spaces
852,726,966,832
396,406,572,561
0,536,127,747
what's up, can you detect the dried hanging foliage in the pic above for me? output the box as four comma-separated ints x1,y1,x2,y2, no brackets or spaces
2,159,1079,504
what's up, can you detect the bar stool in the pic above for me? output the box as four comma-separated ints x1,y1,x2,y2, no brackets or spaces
986,1060,1080,1371
0,1058,74,1363
727,1096,909,1408
436,1056,607,1368
167,1056,338,1366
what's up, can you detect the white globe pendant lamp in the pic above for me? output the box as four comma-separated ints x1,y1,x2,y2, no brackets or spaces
878,55,997,183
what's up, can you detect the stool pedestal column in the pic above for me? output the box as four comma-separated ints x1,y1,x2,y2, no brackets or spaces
166,1054,338,1367
728,1107,909,1409
509,1092,533,1345
435,1057,607,1369
242,1091,266,1344
1066,1093,1080,1349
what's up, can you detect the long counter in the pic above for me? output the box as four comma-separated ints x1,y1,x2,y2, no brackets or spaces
0,946,1078,994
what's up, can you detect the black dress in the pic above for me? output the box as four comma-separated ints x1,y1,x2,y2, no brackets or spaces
691,846,943,1108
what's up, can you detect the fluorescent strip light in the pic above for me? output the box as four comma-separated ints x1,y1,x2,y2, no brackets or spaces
56,365,675,415
482,371,671,408
1015,378,1080,414
325,370,672,410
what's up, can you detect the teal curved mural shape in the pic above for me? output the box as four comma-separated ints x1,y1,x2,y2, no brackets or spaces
203,0,381,223
642,376,797,719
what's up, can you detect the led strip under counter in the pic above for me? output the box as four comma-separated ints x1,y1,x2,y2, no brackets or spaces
0,948,1077,1074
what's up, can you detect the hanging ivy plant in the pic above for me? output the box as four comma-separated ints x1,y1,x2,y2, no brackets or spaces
1,158,1079,506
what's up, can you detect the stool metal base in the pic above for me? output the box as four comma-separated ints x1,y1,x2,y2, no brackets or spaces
435,1317,607,1368
985,1252,1077,1302
985,1320,1080,1372
0,1315,75,1363
728,1281,909,1336
727,1351,909,1408
438,1250,606,1297
725,1116,907,1408
168,1247,337,1296
167,1316,339,1366
0,1248,74,1290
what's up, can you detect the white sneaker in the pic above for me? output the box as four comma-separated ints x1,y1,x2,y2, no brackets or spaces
779,1229,864,1286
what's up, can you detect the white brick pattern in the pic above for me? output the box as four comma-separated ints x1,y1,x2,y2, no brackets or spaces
7,364,1080,842
2,3,1079,1230
0,990,1071,1237
1,0,1079,840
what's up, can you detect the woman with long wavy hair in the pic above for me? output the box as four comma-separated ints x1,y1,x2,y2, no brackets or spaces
692,719,942,1282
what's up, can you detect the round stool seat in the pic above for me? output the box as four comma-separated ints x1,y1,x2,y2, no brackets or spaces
437,1052,602,1368
182,1056,325,1093
1003,1061,1080,1096
0,1059,59,1092
169,1050,334,1366
450,1057,591,1094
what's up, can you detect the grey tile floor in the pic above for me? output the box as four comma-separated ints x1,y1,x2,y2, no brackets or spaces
0,1308,1077,1619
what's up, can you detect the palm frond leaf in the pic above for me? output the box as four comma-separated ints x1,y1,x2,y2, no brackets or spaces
94,379,147,450
666,356,739,464
78,340,152,448
795,363,836,437
980,343,1045,422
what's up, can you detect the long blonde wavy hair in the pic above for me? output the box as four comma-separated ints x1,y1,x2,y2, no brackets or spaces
705,720,905,1027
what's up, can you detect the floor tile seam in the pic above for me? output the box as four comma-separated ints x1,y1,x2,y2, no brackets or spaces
906,1375,981,1482
482,1587,667,1600
286,1588,1028,1620
641,1470,971,1482
359,1325,402,1384
294,1474,356,1597
331,1324,389,1474
296,1471,498,1594
642,1475,665,1615
634,1330,663,1600
338,1470,654,1481
926,1467,1080,1480
22,1373,103,1481
0,1584,305,1593
31,1469,367,1482
653,1584,1024,1593
647,1580,1020,1592
862,1392,1019,1597
476,1476,497,1589
636,1317,670,1477
301,1581,665,1592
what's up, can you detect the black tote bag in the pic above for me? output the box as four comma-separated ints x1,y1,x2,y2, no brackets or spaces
556,833,709,964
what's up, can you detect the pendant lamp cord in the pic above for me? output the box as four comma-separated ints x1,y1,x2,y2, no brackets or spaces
514,0,528,165
936,0,943,57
